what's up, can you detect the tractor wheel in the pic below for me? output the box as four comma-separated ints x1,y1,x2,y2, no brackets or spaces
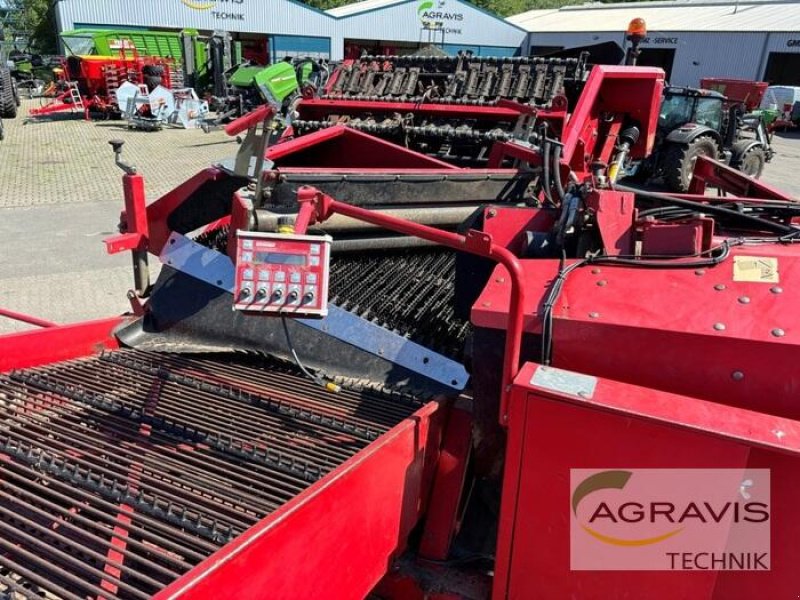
0,68,18,119
738,145,767,179
663,136,719,193
142,65,164,77
13,79,20,107
144,75,162,91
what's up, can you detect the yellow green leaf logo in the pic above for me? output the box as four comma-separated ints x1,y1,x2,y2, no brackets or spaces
181,0,216,10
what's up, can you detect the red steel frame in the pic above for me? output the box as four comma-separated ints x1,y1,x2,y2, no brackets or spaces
418,407,473,560
688,154,796,201
486,65,664,174
0,317,123,372
292,186,525,424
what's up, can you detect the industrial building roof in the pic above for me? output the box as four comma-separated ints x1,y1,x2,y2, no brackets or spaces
327,0,409,18
508,0,800,32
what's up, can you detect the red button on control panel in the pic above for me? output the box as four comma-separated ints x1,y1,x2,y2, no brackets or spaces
233,231,332,318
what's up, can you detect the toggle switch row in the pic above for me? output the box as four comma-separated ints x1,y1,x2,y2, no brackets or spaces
239,283,316,306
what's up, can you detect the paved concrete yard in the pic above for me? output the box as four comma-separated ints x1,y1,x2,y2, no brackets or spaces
0,99,237,333
1,98,800,334
0,99,236,208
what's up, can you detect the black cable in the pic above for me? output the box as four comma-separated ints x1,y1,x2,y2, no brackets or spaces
541,252,587,366
587,240,732,269
660,211,702,222
552,143,567,204
542,132,554,206
615,183,797,235
539,241,733,366
638,205,696,218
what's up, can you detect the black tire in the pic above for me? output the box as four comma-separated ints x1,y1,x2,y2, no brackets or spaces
142,64,164,77
0,68,17,119
662,136,719,193
144,75,162,91
12,79,20,107
738,145,766,179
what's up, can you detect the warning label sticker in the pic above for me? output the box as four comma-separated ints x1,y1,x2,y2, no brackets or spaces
732,256,779,283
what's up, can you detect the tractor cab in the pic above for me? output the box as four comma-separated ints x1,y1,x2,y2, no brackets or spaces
658,86,724,134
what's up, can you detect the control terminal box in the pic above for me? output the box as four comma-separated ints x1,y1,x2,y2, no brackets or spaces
233,230,332,318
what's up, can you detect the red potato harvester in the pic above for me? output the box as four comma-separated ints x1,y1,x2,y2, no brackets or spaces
1,52,800,599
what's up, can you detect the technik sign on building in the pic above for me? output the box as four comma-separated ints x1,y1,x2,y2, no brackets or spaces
180,0,245,21
418,0,465,36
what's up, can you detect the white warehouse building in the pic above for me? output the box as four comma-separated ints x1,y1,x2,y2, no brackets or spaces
508,0,800,87
54,0,527,62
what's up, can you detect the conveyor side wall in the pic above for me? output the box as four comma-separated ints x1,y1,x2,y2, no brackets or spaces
0,316,123,371
158,400,445,600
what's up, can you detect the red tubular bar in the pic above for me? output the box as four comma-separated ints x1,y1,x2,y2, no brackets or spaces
224,105,275,137
688,154,797,201
0,317,123,372
0,308,57,329
104,173,149,255
293,186,525,425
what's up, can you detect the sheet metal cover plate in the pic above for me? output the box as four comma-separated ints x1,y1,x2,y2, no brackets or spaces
530,365,597,399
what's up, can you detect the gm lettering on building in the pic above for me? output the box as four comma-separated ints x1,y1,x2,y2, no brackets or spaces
55,0,526,62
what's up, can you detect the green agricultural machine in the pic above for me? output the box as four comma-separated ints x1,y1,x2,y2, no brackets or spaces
216,57,328,122
57,27,329,125
59,28,242,93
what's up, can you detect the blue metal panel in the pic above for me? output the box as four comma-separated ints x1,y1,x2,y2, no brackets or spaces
272,35,331,53
443,43,479,55
161,234,469,390
272,35,331,59
478,45,519,57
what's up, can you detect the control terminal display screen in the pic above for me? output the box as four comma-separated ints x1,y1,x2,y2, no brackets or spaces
255,252,307,266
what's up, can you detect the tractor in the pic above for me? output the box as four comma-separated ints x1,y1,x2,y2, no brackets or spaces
0,48,20,120
0,49,20,140
215,57,328,123
639,86,773,192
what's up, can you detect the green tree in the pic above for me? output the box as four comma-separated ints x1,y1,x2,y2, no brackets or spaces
4,0,57,52
303,0,354,9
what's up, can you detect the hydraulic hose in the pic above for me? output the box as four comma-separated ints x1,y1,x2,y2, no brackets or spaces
552,143,566,203
542,135,553,205
614,183,797,236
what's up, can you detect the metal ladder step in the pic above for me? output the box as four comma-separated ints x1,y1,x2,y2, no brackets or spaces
66,82,84,111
